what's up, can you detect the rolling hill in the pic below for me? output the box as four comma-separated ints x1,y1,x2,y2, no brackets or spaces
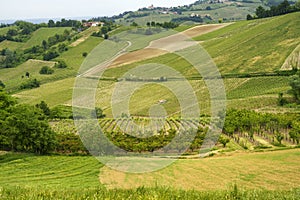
1,12,296,116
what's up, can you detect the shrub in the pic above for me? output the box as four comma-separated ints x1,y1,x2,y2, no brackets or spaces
43,50,59,61
20,78,40,89
82,52,88,57
39,66,54,75
55,60,67,68
0,80,5,88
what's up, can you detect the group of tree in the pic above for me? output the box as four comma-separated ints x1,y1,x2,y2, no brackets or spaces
172,16,204,23
47,19,82,29
0,91,56,154
0,21,42,43
39,66,54,75
0,48,26,68
247,0,300,20
19,78,40,90
223,109,300,145
289,71,300,103
277,71,300,106
146,21,179,29
0,29,71,69
92,24,113,39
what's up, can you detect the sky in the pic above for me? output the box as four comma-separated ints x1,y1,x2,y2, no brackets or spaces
0,0,197,20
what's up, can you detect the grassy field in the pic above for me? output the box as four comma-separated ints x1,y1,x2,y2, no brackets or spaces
13,75,293,115
0,26,17,35
0,149,299,199
0,27,73,51
57,36,103,71
194,12,300,73
22,27,72,49
14,77,75,107
0,153,102,189
0,40,24,51
99,149,300,190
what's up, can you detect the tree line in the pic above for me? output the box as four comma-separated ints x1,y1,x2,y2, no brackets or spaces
223,109,300,146
247,0,300,20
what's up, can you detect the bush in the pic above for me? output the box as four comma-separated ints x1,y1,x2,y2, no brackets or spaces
82,52,88,57
20,78,40,89
0,80,5,88
39,66,54,75
55,60,67,68
43,50,59,61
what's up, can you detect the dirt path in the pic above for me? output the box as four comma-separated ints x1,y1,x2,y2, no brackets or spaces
70,27,100,47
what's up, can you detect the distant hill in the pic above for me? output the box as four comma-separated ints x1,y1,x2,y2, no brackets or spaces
115,0,265,26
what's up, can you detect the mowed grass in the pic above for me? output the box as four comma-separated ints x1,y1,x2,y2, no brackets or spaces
100,149,300,190
0,153,103,189
194,12,300,73
14,77,75,107
22,27,72,49
99,149,300,190
0,149,299,196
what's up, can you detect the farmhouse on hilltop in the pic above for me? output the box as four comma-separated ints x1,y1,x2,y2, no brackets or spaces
83,21,104,27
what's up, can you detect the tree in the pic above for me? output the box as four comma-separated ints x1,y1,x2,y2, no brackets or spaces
48,20,55,27
0,92,56,154
246,14,253,20
295,0,300,10
36,101,51,116
256,6,267,18
219,135,230,147
289,121,300,144
101,26,109,35
5,104,56,154
95,107,106,119
20,78,40,89
275,131,284,145
289,71,300,103
0,80,5,89
82,52,88,57
130,22,138,27
39,66,54,75
42,40,48,50
277,92,287,106
43,50,59,61
7,29,18,37
55,60,67,68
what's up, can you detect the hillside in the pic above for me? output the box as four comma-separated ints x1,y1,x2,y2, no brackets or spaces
0,149,299,192
2,12,296,116
195,12,300,73
116,0,265,26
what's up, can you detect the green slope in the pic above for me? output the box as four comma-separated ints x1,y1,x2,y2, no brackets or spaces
194,12,300,73
22,27,72,49
0,153,102,189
